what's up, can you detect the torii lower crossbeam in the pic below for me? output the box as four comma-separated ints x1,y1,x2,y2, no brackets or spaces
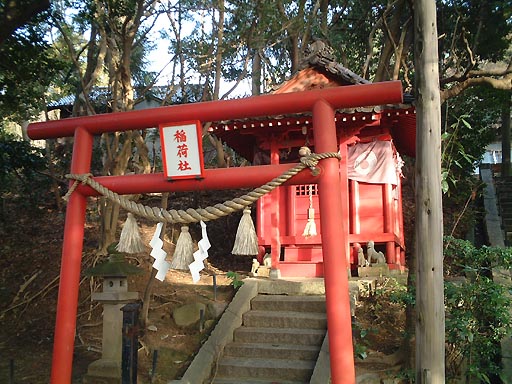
27,81,403,384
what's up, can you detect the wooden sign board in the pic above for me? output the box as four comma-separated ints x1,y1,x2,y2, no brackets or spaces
159,121,205,180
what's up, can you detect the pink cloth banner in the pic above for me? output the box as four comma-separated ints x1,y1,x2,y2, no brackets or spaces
347,141,398,185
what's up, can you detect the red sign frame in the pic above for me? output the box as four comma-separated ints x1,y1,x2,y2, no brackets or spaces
159,120,205,180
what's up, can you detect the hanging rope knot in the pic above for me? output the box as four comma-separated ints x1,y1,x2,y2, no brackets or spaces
63,173,94,201
65,173,93,184
299,149,341,176
78,173,93,183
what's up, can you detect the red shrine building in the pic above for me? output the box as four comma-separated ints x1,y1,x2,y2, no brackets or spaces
211,46,416,277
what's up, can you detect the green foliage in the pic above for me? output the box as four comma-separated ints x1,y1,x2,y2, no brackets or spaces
438,0,512,66
444,236,512,382
440,88,505,195
441,115,479,194
444,236,512,277
442,88,507,184
352,318,373,360
393,368,415,383
388,278,415,307
327,1,395,75
226,271,244,289
0,132,49,204
0,22,68,123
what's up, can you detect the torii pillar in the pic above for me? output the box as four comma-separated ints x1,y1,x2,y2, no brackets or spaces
313,99,355,381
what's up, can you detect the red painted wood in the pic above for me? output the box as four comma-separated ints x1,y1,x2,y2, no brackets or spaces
313,99,355,384
350,180,360,234
279,262,324,277
286,186,296,236
384,183,393,233
397,181,405,250
75,164,320,196
27,82,403,139
283,246,323,262
50,128,92,384
257,173,406,271
270,140,281,274
338,140,351,268
349,232,401,244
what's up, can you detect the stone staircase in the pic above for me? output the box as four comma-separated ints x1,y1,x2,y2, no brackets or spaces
495,177,512,245
480,169,512,381
170,278,358,384
212,294,327,384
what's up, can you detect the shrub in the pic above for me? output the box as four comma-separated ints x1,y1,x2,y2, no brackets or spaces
444,236,512,383
0,131,49,206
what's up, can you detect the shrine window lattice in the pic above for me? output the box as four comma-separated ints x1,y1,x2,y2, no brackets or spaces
295,184,318,196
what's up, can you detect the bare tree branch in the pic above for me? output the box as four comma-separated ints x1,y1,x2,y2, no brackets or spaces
441,75,512,103
441,59,512,86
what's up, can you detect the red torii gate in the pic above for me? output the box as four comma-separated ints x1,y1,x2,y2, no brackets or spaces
27,81,403,384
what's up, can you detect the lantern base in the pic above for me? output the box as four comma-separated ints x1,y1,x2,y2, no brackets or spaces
269,268,281,279
83,359,120,384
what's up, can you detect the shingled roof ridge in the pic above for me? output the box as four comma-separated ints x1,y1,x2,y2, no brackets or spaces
300,39,370,85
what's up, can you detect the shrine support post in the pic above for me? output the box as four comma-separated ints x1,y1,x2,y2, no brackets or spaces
269,138,281,277
313,100,355,383
51,127,93,383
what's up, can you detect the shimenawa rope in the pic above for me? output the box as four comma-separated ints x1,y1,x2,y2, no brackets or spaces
64,151,341,224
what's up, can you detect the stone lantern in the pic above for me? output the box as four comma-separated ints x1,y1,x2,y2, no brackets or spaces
83,244,144,384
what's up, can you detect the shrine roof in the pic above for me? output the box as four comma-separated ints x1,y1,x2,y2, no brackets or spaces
209,42,416,161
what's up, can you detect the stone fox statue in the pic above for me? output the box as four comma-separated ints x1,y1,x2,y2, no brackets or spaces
355,243,369,267
367,241,386,264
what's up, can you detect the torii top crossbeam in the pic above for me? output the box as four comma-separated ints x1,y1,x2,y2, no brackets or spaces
27,81,403,384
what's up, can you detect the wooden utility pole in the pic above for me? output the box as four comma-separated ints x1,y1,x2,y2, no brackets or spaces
414,1,445,383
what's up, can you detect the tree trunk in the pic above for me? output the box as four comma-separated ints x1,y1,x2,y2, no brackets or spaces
414,1,445,383
289,33,300,74
319,0,329,35
502,93,511,178
213,0,225,101
252,50,261,96
94,0,151,252
277,0,306,75
374,0,406,82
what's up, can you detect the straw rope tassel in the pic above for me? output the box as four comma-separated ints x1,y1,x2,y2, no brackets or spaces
302,185,317,238
232,207,259,256
116,213,146,253
169,226,194,270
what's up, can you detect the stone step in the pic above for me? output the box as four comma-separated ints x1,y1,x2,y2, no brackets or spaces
251,294,326,313
243,310,327,329
223,342,321,360
216,356,316,382
498,194,512,203
496,182,512,191
500,209,512,218
233,326,326,346
243,309,327,329
497,183,512,189
500,208,512,218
